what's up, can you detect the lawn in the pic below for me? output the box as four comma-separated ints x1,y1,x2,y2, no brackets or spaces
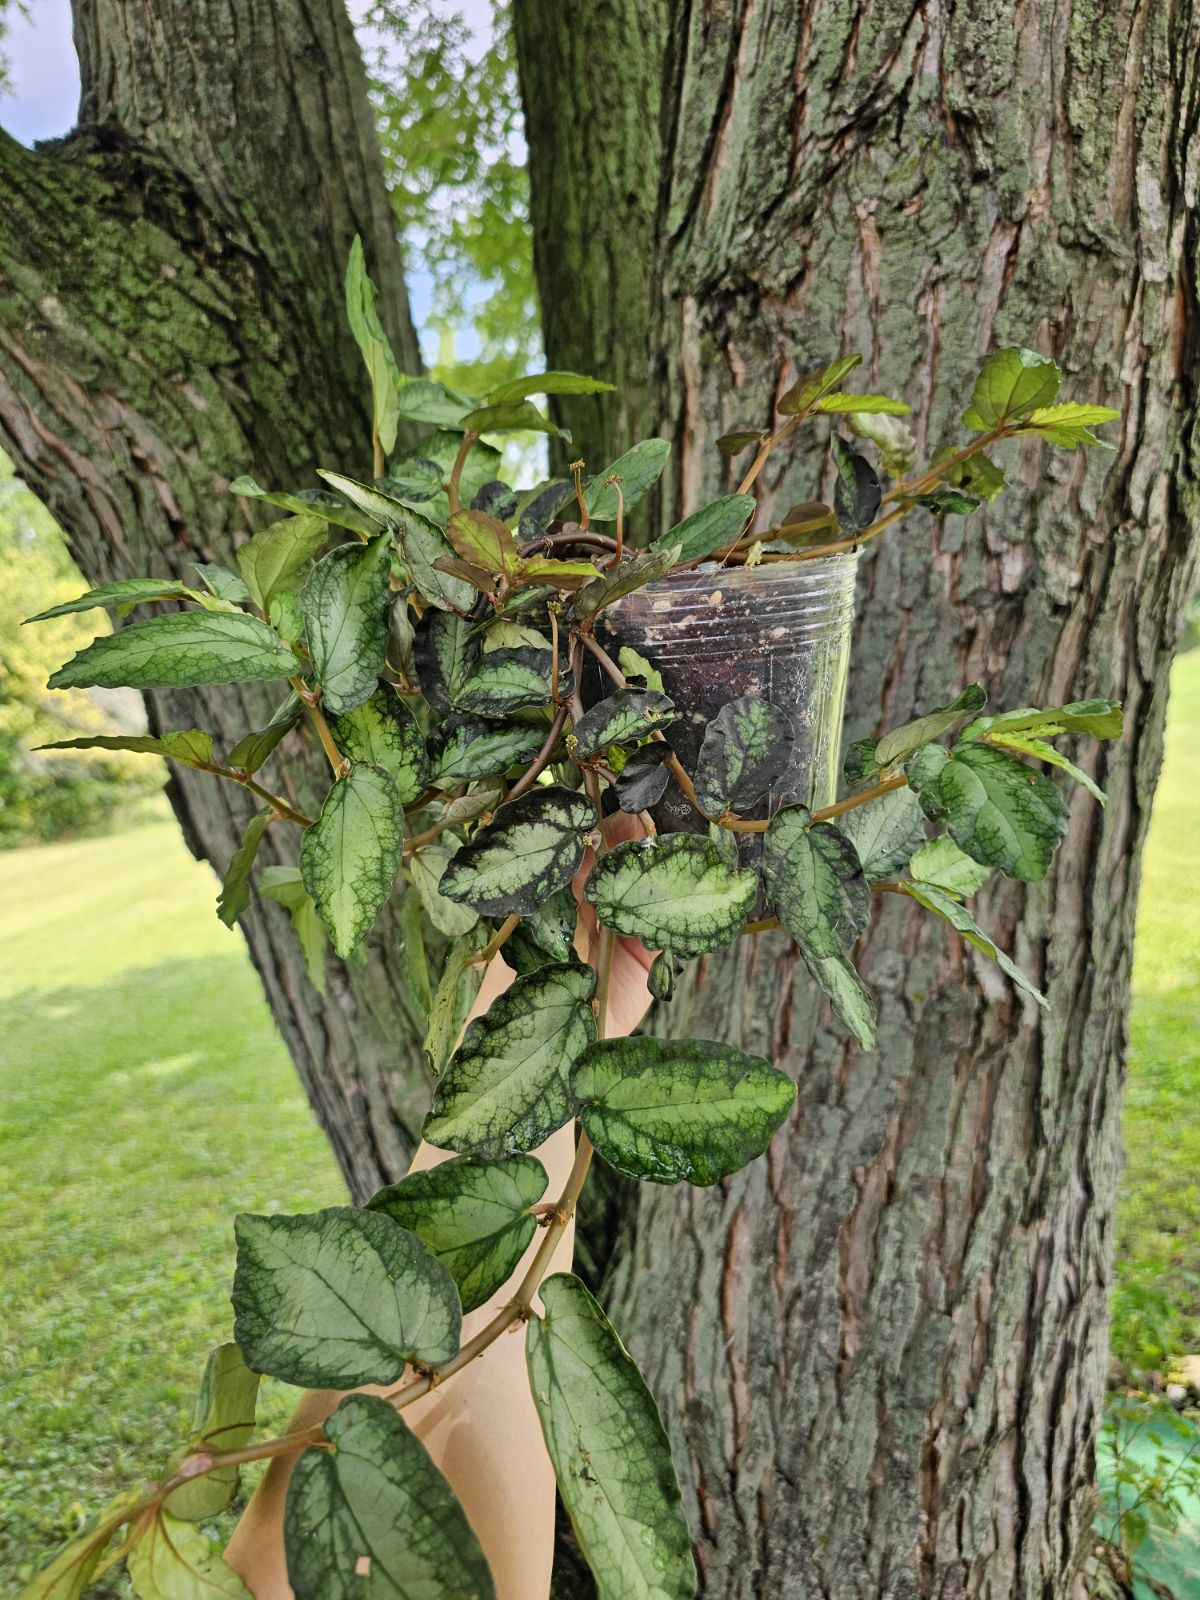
1,659,1197,1595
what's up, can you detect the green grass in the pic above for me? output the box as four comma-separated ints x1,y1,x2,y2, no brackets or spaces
0,819,345,1593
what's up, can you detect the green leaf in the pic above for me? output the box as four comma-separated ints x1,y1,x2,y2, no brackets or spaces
284,1394,495,1600
446,506,521,574
514,553,604,590
814,392,910,415
258,867,328,993
909,742,1069,881
429,717,545,786
35,729,214,768
914,488,981,516
439,786,596,917
574,546,681,619
345,236,406,458
232,1206,460,1386
835,785,926,880
328,686,429,805
908,835,992,896
585,833,758,957
647,949,678,1001
397,887,432,1033
962,346,1061,430
315,470,413,529
618,646,664,694
874,684,987,768
572,688,676,758
778,353,862,415
716,429,767,457
217,808,272,928
127,1511,251,1600
577,439,671,522
368,1154,548,1313
527,1275,696,1600
455,646,559,716
425,927,487,1074
987,733,1107,803
573,1037,795,1185
485,369,616,405
900,881,1048,1007
269,589,305,646
800,951,877,1049
653,494,756,564
424,962,597,1156
17,1491,144,1600
25,577,195,623
226,695,303,773
193,563,251,604
693,696,796,815
1018,400,1121,449
299,534,392,716
831,435,882,534
236,514,330,611
48,611,301,692
763,808,870,957
230,475,378,536
300,765,404,957
959,698,1124,742
409,844,480,937
459,398,569,437
519,883,578,963
165,1344,260,1521
395,377,480,430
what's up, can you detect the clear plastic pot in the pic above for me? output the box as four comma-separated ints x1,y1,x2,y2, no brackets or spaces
595,553,859,832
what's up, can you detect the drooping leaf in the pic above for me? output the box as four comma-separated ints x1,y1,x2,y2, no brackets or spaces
126,1510,251,1600
35,729,215,768
165,1344,260,1521
836,785,927,880
368,1154,548,1313
653,494,756,564
958,698,1123,743
299,534,392,716
48,612,300,691
716,429,767,457
574,546,681,619
614,745,671,812
573,1037,795,1185
284,1394,495,1600
1018,400,1121,449
873,684,987,768
424,963,597,1157
527,1275,696,1600
900,881,1048,1007
226,695,303,773
217,808,273,928
439,786,596,917
194,562,252,604
575,439,671,522
17,1491,145,1600
232,1206,461,1386
25,577,195,623
830,435,882,535
345,235,406,458
571,688,676,758
459,398,569,438
408,844,480,938
778,353,862,415
814,391,910,415
908,742,1069,881
236,515,330,611
455,646,561,716
416,606,481,711
429,717,545,786
300,765,404,957
424,927,487,1074
584,834,758,957
328,686,429,804
800,950,877,1049
907,835,992,896
258,867,328,994
962,346,1061,430
485,370,616,406
230,474,378,536
762,808,870,957
986,733,1107,803
693,697,797,816
447,506,521,574
915,488,981,516
397,888,432,1033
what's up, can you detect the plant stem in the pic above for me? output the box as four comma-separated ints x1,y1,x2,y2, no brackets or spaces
208,765,314,828
470,913,521,966
810,772,908,822
735,412,803,498
405,814,461,852
290,677,349,778
506,703,569,802
446,431,478,517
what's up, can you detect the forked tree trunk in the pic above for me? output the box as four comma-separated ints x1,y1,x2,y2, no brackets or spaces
514,1,1200,1594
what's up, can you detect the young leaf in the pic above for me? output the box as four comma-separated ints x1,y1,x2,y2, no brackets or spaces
1018,400,1121,449
900,881,1048,1007
194,562,251,603
962,346,1061,430
574,546,681,619
800,950,877,1049
300,765,404,957
438,786,596,917
514,553,604,590
226,695,303,773
571,688,677,758
778,353,862,415
848,411,920,477
395,377,480,430
618,645,665,694
232,1206,461,1386
652,494,756,564
217,808,273,928
814,392,910,415
575,438,671,522
717,429,767,457
345,235,405,457
424,963,597,1157
284,1395,496,1600
527,1275,696,1600
693,697,797,815
409,845,480,938
328,685,429,805
424,926,487,1074
614,745,671,812
235,514,330,612
298,534,392,716
368,1154,548,1313
647,949,679,1001
915,488,981,516
908,835,993,896
836,785,927,880
48,612,300,691
484,370,616,405
762,808,870,957
126,1510,251,1600
459,398,568,438
447,507,521,574
873,684,987,768
165,1344,260,1521
831,436,882,534
258,867,328,994
958,698,1123,742
519,883,578,962
17,1490,146,1600
25,577,195,623
455,646,561,716
908,743,1069,881
573,1037,795,1185
584,833,758,957
230,474,378,536
35,729,215,768
429,717,544,786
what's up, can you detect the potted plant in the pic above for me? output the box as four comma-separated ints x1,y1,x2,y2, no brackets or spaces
20,244,1123,1600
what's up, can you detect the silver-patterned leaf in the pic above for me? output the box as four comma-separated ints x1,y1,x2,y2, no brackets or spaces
571,689,676,759
692,696,797,815
299,534,392,716
762,808,870,958
584,834,757,957
439,786,595,917
328,685,429,805
300,765,404,957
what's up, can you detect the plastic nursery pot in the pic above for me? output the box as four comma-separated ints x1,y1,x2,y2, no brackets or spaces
595,552,859,833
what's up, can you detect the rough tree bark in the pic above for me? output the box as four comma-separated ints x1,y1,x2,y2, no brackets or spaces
514,2,1199,1596
0,0,434,1197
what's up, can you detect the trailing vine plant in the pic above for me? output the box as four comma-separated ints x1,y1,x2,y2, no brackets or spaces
21,243,1124,1600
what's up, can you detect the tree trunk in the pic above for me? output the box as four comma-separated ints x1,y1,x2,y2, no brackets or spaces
0,0,433,1199
514,2,1199,1595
